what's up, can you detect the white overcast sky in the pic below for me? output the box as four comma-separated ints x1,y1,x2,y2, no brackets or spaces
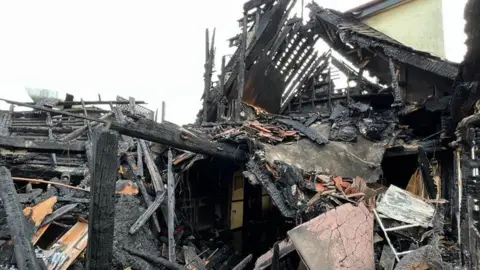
0,0,467,124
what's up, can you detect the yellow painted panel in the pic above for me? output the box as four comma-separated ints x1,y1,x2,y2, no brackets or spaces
232,172,244,201
363,0,445,58
230,201,243,230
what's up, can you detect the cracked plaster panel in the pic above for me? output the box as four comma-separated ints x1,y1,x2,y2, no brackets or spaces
263,123,387,182
288,203,374,270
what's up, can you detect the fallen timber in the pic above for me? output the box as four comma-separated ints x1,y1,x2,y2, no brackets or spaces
109,118,248,162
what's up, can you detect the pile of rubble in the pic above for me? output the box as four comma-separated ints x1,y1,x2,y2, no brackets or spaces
0,0,479,269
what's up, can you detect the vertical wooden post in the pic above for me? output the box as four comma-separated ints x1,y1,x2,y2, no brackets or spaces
46,112,57,167
0,167,42,270
86,131,118,270
167,149,176,262
236,14,247,121
203,29,211,123
80,98,93,140
161,101,166,123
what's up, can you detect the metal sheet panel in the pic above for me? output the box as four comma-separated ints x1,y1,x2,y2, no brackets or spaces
376,185,435,227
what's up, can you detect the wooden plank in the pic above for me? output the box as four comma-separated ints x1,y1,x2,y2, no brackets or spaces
86,131,118,269
167,149,176,262
376,185,435,227
0,136,85,152
45,221,88,270
0,167,42,270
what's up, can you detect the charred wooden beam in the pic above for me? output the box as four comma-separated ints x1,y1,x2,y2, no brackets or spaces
0,167,42,270
109,118,247,162
167,149,176,262
86,131,118,269
40,203,78,227
0,136,85,152
123,246,186,270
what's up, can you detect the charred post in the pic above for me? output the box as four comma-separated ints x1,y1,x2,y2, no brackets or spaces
86,131,119,269
203,28,216,123
0,167,42,270
236,14,247,121
162,101,166,123
167,149,176,262
81,98,93,139
389,58,404,107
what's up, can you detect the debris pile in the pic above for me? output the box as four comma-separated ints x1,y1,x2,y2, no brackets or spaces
0,0,478,268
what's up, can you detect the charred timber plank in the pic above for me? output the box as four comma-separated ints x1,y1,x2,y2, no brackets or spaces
139,140,169,224
232,254,253,270
0,136,85,152
0,167,42,270
140,140,165,192
40,203,78,226
276,118,328,145
110,119,247,162
123,246,186,270
125,150,161,233
86,131,118,270
167,149,176,262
